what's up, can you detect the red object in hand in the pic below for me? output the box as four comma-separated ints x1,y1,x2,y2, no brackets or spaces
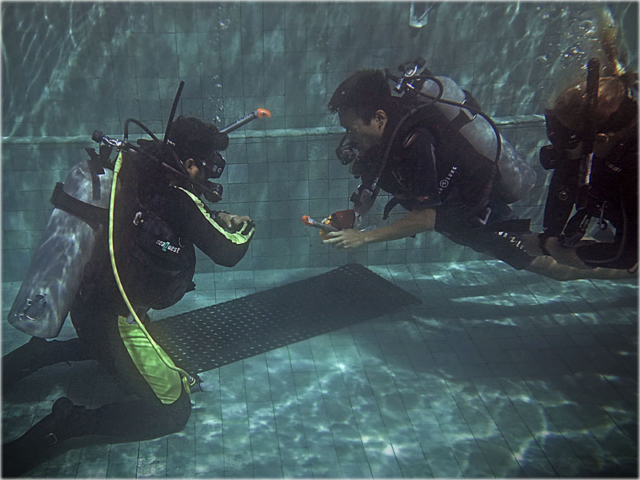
326,210,356,230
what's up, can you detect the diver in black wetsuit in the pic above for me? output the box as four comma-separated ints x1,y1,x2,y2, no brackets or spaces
323,69,633,281
531,71,638,272
329,72,533,270
2,116,255,477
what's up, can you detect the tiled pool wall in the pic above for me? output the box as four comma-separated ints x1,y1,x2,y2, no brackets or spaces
2,2,638,281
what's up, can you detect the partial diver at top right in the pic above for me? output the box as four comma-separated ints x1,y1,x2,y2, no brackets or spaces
524,10,638,274
318,9,636,281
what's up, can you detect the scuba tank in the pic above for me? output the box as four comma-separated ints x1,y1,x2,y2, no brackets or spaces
411,67,537,204
8,160,113,338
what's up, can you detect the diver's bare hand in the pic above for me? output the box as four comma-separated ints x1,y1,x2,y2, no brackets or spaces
322,229,366,249
217,212,254,232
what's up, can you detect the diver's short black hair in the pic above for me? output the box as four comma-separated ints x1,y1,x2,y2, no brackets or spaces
328,70,392,122
166,116,229,164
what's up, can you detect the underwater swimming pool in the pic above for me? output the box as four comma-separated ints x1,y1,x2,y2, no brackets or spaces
2,2,638,478
2,262,638,477
3,2,637,279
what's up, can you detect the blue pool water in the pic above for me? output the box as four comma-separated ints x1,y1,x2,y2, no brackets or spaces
2,2,638,478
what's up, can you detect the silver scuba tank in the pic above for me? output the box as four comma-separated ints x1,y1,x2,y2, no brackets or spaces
8,160,113,338
420,76,537,204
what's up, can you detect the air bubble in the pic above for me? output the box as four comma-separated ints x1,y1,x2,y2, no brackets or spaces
579,20,596,36
563,46,584,59
535,55,548,65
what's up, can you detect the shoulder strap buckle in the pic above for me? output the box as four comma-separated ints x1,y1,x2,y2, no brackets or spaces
50,183,108,230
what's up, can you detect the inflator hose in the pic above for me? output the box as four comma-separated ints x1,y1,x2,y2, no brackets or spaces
108,152,197,393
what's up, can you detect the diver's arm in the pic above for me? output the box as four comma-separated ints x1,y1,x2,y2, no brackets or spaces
322,207,435,249
174,187,255,266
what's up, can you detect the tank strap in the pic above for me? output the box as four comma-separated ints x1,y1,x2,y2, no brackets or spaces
85,146,112,201
50,182,108,230
85,148,105,174
51,147,113,228
448,89,481,133
85,145,113,171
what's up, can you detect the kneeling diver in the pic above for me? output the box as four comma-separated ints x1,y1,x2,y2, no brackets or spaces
2,84,265,476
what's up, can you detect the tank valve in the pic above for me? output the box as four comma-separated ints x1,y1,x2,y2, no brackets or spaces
19,294,48,322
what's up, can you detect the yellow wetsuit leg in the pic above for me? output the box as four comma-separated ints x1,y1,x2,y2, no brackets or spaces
117,314,184,405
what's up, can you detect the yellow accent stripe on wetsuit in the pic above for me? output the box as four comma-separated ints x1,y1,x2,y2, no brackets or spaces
117,314,183,404
177,187,255,244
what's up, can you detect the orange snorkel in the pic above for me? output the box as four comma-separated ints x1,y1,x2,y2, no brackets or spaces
219,108,272,134
302,215,339,233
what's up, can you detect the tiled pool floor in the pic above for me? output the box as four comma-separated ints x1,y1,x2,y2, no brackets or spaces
2,261,638,478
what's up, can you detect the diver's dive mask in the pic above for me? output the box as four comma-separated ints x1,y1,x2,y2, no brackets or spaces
198,151,226,203
336,134,361,165
166,115,230,203
201,151,226,180
541,82,638,170
539,112,580,170
544,109,583,152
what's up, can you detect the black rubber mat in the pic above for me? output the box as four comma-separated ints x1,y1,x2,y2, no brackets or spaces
148,263,421,373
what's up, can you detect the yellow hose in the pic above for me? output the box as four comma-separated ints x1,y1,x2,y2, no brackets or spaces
108,151,195,392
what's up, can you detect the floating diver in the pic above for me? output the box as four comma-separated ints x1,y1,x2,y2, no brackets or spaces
316,57,634,280
304,59,534,260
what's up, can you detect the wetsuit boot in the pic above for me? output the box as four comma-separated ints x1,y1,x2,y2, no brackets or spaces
2,397,84,477
3,388,192,476
2,337,87,390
